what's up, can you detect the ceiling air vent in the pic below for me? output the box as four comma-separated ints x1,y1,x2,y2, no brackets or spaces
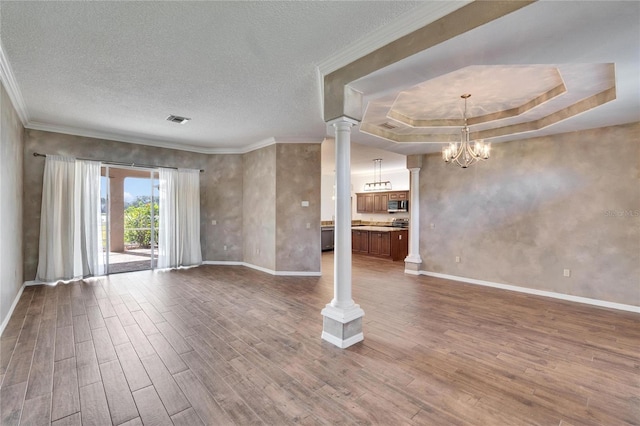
166,115,191,124
379,122,397,130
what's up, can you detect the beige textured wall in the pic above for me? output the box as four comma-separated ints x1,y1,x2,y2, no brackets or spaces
276,143,321,272
202,153,243,262
22,130,244,279
419,122,640,306
243,145,277,270
0,82,24,327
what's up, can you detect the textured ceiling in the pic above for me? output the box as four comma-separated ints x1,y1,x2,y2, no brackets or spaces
361,63,616,143
0,0,422,152
1,1,638,169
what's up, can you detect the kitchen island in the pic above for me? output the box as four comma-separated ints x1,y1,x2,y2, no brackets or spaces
352,226,408,261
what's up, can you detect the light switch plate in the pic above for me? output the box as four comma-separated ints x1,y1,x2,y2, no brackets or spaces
301,201,309,207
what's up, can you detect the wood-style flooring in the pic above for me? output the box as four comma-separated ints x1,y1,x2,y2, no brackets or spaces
1,253,638,425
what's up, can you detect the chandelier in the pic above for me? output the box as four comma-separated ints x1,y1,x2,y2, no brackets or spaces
363,158,392,191
442,94,491,168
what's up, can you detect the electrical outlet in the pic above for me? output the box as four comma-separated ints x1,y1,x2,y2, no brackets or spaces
563,269,571,277
430,223,435,229
211,220,217,225
306,223,311,229
455,256,461,263
223,245,227,251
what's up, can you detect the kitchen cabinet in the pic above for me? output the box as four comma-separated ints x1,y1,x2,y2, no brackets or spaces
352,227,408,261
368,231,391,256
388,191,408,200
373,193,388,213
352,229,369,253
356,191,408,214
356,193,374,213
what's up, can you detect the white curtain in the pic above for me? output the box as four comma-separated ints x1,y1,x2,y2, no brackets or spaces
158,168,202,268
36,156,104,282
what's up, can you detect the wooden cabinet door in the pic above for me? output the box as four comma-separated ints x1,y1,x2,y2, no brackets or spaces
373,193,389,213
369,232,381,254
356,194,366,213
380,232,391,256
389,191,408,200
390,230,408,260
356,194,374,213
352,230,369,253
369,232,391,256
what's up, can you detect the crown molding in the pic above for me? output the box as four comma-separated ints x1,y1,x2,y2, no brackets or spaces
26,121,319,156
26,121,220,154
316,1,470,77
0,41,30,125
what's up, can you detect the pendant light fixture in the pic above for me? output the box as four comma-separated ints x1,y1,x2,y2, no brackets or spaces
442,94,491,168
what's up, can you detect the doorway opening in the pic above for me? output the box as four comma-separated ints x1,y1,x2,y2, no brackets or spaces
101,166,159,274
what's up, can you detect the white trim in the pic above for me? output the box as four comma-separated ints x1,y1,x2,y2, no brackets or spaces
0,283,25,336
0,41,30,124
202,260,244,266
202,261,321,277
321,331,364,349
24,123,318,155
417,270,640,314
316,1,470,76
321,303,365,323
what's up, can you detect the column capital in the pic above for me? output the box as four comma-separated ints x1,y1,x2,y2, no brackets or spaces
406,154,423,170
408,167,421,173
326,116,360,127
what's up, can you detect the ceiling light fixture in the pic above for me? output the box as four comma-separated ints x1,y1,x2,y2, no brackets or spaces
363,158,392,192
442,94,491,168
166,115,191,124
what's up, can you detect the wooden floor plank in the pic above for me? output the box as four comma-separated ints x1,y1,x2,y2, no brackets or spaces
171,407,205,426
155,321,193,354
0,381,27,425
72,315,92,344
51,357,79,422
131,385,173,426
19,392,51,426
146,332,188,374
75,341,101,388
78,382,111,426
50,412,81,426
122,323,156,358
114,342,152,392
25,317,56,400
90,327,117,365
53,325,74,361
99,359,139,425
173,369,233,425
104,316,129,347
139,353,191,415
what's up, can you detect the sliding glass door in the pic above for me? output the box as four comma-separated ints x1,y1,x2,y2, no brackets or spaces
101,166,159,274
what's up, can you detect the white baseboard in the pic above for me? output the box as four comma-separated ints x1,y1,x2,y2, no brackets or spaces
202,261,321,277
0,282,25,336
321,331,364,349
418,270,640,314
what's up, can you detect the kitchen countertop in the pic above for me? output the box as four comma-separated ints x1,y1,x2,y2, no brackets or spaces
352,226,407,232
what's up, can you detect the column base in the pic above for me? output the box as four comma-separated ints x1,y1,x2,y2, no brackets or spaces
404,256,422,274
321,304,364,349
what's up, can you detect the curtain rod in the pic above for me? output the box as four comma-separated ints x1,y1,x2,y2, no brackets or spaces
33,152,204,173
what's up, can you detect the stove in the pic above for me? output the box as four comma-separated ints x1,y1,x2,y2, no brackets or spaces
391,218,409,228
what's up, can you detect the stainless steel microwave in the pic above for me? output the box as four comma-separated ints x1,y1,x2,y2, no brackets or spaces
388,200,408,213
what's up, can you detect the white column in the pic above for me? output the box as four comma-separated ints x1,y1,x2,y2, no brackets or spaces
405,167,422,270
321,117,364,348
